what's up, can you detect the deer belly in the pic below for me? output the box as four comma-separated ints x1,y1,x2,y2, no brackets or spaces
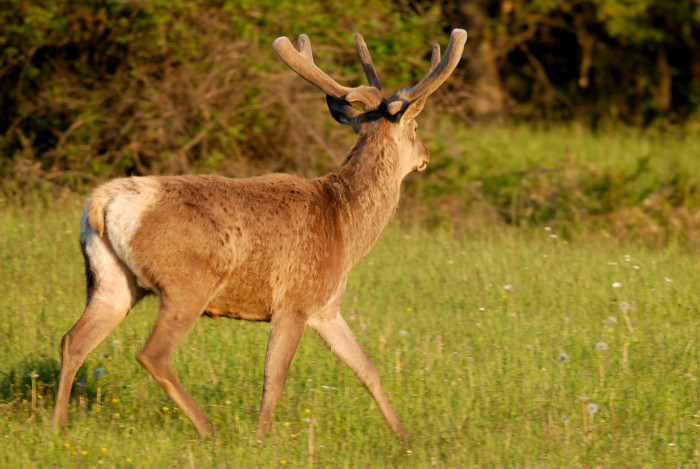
203,282,274,321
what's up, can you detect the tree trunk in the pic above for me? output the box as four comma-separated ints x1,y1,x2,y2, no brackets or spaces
455,0,507,121
655,46,672,113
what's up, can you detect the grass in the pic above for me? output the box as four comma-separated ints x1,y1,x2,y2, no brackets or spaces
0,199,698,468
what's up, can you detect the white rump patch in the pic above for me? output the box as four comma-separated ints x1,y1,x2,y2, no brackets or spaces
101,177,161,278
80,210,137,312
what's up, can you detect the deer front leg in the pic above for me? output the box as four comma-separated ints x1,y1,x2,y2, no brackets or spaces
136,294,214,437
256,312,306,439
307,307,409,439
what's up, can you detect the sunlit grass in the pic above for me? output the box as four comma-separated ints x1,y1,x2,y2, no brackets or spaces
0,201,698,467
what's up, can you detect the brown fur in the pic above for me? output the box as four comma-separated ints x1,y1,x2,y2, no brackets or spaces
53,30,466,440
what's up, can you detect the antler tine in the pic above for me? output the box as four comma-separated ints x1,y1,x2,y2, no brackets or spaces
273,34,383,110
273,34,352,99
429,43,441,72
355,34,381,90
387,29,467,115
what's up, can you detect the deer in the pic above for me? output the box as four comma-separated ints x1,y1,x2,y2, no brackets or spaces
52,29,467,439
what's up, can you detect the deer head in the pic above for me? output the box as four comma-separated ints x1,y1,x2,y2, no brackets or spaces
273,29,468,178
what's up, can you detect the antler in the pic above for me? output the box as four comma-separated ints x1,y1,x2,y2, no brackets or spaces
386,29,468,115
273,34,383,110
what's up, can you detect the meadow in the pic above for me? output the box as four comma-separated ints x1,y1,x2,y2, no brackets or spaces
0,194,698,467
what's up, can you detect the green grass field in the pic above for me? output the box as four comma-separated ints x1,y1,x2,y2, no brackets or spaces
0,198,698,468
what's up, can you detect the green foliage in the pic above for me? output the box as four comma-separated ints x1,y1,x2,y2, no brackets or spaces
399,125,700,244
0,207,698,466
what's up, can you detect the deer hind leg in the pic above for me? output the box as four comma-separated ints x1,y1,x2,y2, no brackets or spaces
256,312,307,439
53,235,139,431
136,292,214,437
307,307,409,439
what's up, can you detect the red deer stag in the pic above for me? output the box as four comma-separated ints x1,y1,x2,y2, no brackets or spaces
52,29,467,439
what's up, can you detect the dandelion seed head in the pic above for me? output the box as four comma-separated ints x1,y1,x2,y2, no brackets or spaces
618,301,630,311
595,341,609,352
585,403,599,414
607,316,618,325
556,353,569,363
665,277,673,283
503,284,513,290
612,282,622,289
93,368,106,378
398,330,409,337
112,340,122,346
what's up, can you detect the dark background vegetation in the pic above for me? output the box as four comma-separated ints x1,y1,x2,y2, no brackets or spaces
1,0,699,241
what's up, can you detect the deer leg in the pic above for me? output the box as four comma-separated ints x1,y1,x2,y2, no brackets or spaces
307,307,409,439
53,268,137,430
256,312,306,439
136,294,214,437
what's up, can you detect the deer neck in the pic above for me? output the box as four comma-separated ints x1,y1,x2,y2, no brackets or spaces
318,134,405,267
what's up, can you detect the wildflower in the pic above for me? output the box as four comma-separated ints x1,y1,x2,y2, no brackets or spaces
556,353,569,363
112,398,118,403
585,403,599,414
503,284,513,290
101,447,107,452
64,443,71,448
579,395,589,403
612,282,622,289
618,301,630,311
93,368,106,378
406,307,413,312
595,341,609,352
81,451,88,456
162,406,169,412
665,278,673,283
291,433,296,438
28,371,39,379
305,408,311,413
284,421,290,427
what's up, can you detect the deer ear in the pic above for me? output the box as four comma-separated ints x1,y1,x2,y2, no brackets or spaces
398,96,428,124
326,95,360,128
